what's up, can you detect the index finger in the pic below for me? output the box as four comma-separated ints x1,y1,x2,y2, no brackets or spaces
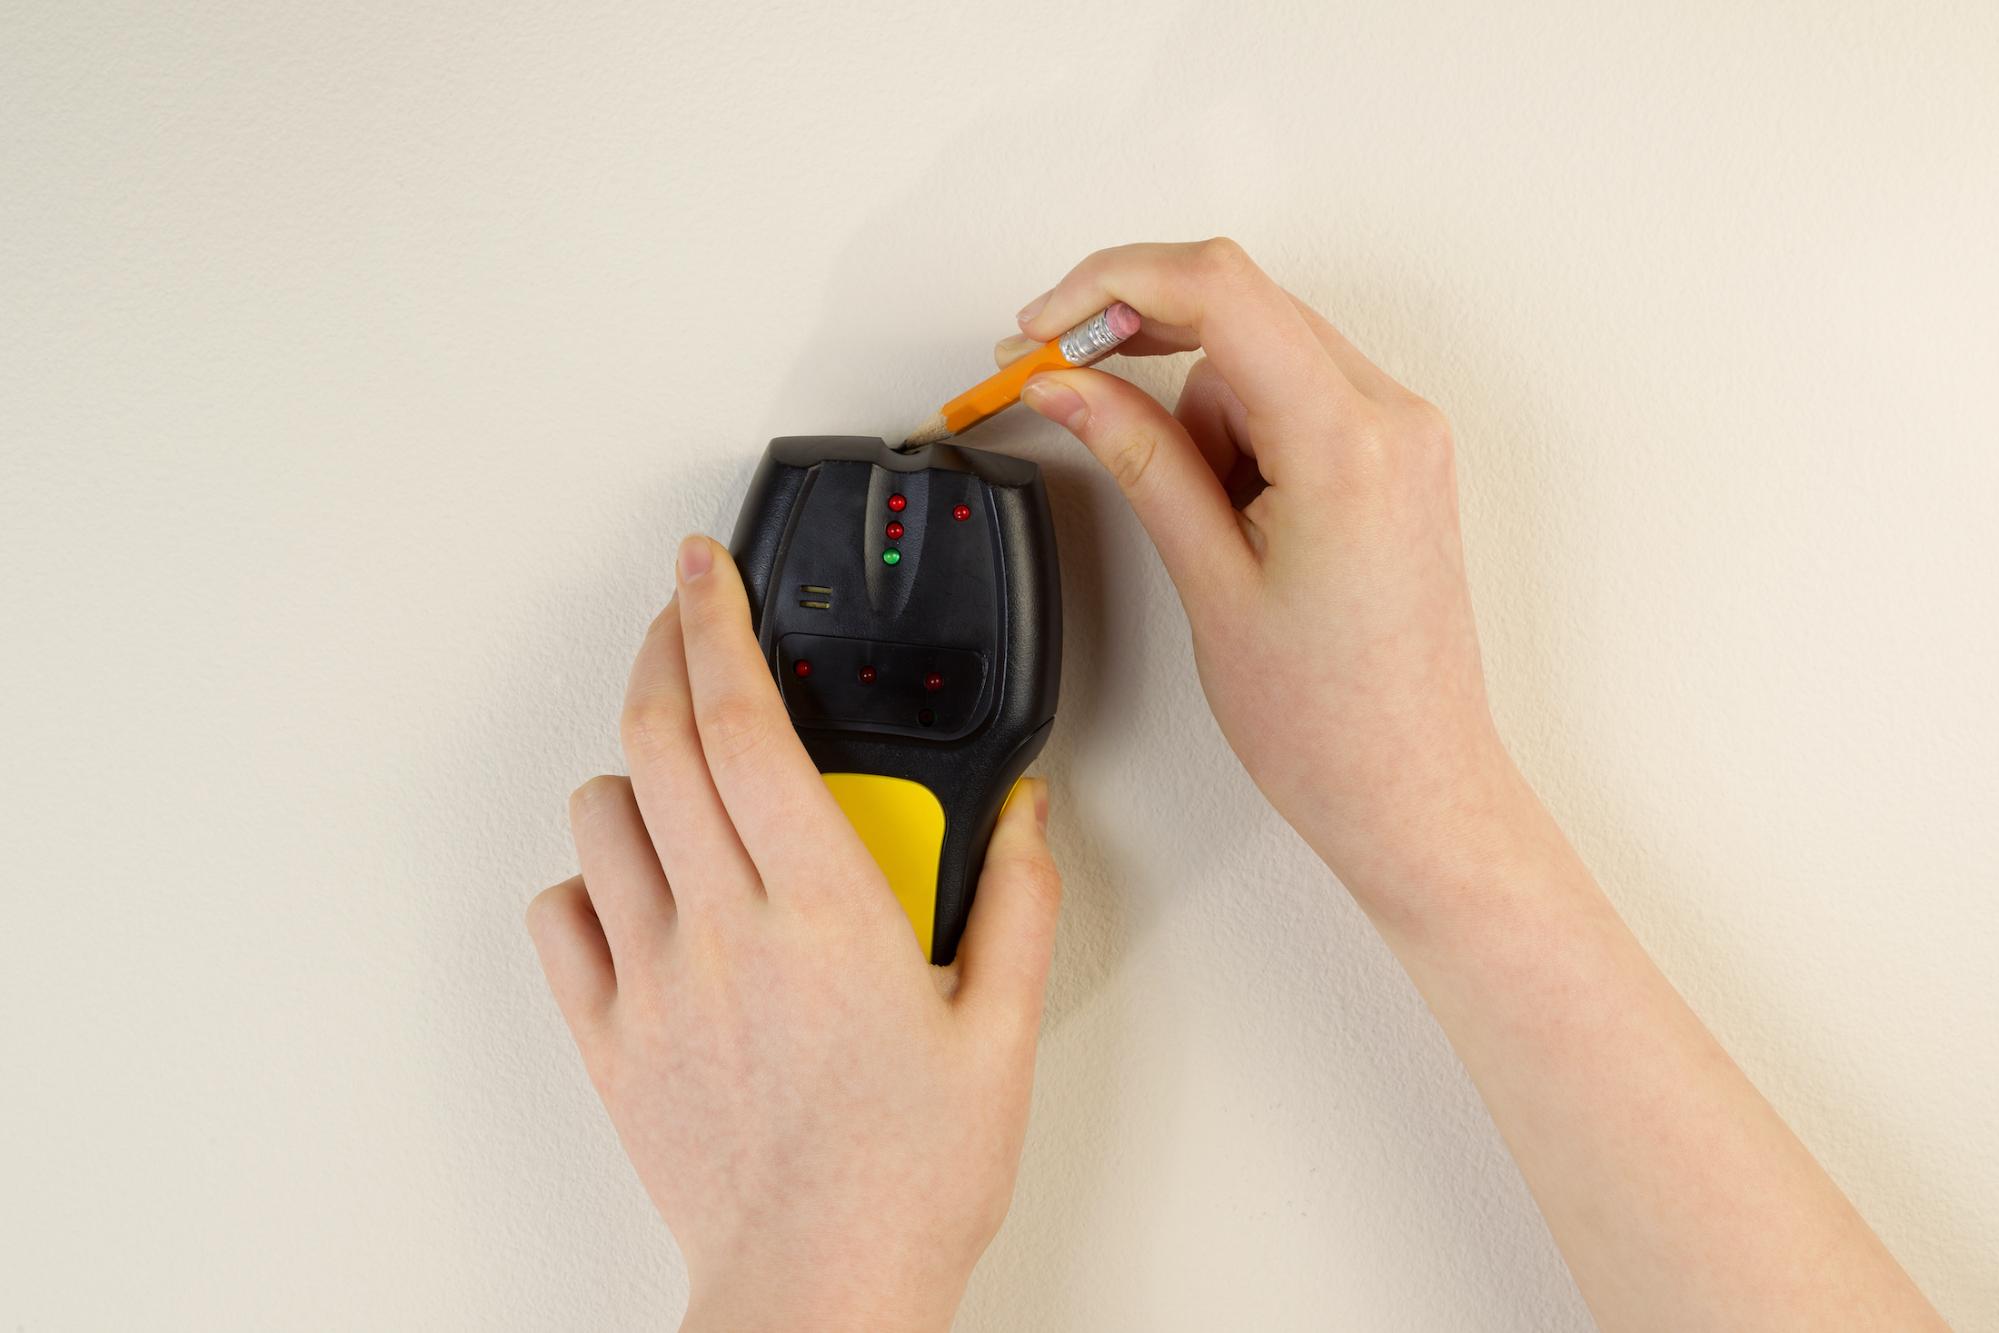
670,535,881,901
1017,240,1354,438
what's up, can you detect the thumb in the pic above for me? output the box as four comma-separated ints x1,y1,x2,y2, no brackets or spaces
953,778,1062,1039
1022,367,1254,607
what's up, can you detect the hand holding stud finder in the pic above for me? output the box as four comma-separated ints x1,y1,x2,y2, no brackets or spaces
529,528,1062,1331
730,436,1061,964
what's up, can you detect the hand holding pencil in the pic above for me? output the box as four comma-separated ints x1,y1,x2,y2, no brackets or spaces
902,302,1142,447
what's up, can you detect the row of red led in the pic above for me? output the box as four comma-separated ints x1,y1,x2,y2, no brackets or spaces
880,490,971,567
792,659,944,692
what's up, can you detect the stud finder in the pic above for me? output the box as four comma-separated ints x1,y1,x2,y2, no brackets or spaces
729,436,1061,963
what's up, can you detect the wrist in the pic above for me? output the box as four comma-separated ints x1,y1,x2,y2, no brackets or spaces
1296,734,1570,944
681,1260,966,1333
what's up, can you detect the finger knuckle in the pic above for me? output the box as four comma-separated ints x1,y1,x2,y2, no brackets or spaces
524,878,577,933
992,843,1062,917
1195,235,1253,283
524,888,555,934
1104,426,1160,491
697,690,772,766
567,774,627,827
620,695,686,763
1078,242,1139,284
1402,397,1455,454
682,586,742,641
1015,855,1063,916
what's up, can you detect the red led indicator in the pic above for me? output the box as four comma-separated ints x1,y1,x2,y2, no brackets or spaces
792,659,813,679
886,493,907,512
917,707,936,727
952,503,971,522
923,671,944,693
857,664,877,685
885,520,904,540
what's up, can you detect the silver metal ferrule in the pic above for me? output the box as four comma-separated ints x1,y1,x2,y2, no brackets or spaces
1057,309,1131,365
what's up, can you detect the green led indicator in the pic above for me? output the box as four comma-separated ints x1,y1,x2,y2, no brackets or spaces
882,548,901,566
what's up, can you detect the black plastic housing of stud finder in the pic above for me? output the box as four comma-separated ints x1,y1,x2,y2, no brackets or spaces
729,436,1061,964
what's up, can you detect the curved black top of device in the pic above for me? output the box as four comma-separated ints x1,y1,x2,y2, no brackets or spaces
730,435,1060,746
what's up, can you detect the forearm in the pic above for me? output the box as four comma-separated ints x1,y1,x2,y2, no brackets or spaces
1341,767,1944,1331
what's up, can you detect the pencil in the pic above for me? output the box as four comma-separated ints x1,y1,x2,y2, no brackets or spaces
902,303,1142,448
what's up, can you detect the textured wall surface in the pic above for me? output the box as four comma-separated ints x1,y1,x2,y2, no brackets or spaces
4,2,1996,1328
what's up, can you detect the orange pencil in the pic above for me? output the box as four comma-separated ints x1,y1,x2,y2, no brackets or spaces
902,303,1142,448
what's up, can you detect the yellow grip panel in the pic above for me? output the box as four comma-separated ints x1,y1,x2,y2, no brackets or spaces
821,773,945,958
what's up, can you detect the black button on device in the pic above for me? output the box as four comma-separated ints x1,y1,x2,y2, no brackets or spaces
729,436,1061,964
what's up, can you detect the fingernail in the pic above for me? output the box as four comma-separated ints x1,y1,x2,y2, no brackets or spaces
994,333,1040,366
676,535,712,582
1016,289,1052,327
1021,377,1087,431
1003,777,1050,831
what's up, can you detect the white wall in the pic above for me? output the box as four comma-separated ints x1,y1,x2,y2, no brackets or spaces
4,2,1995,1328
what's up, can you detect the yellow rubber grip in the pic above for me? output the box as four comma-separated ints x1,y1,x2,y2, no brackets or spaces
821,773,945,958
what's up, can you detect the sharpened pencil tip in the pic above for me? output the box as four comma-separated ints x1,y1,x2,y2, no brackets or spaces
900,413,951,449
